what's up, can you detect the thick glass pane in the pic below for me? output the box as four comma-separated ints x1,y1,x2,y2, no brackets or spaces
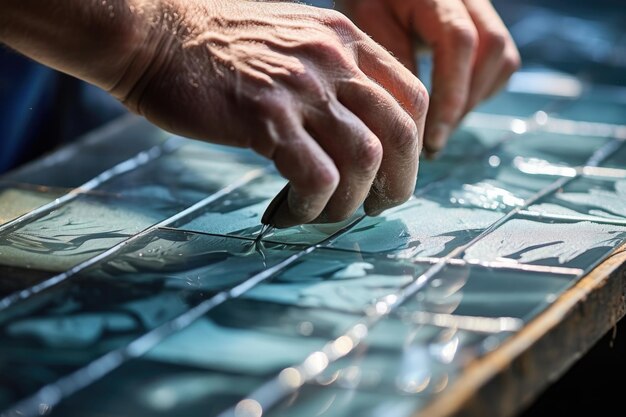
329,196,502,257
0,184,66,225
0,230,293,409
397,264,576,322
3,116,168,188
463,215,626,270
48,359,263,417
243,249,428,313
0,195,179,272
528,177,626,220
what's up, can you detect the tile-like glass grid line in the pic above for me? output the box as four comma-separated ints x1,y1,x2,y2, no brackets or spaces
1,103,625,416
214,136,626,417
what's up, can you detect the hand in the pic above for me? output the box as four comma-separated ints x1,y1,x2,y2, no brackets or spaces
113,0,428,227
340,0,521,156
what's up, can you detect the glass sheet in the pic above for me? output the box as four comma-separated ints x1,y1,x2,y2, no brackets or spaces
463,215,626,270
2,116,169,188
96,146,264,209
1,2,626,415
0,194,179,272
328,196,502,257
554,92,626,125
47,359,264,417
0,184,66,225
528,176,626,220
242,249,428,313
500,132,611,167
600,141,626,169
0,229,294,408
396,264,576,321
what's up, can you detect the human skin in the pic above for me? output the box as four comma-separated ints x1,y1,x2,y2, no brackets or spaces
0,0,517,228
339,0,521,157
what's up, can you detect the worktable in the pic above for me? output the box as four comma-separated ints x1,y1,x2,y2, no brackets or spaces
0,1,625,416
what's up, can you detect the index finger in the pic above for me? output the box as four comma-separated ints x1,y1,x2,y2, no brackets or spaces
407,0,479,156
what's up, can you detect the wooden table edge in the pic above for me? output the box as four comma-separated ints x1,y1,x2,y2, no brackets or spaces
417,243,626,417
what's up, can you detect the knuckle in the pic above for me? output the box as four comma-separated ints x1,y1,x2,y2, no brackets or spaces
449,24,479,50
307,164,340,194
408,80,430,118
390,114,419,155
482,30,507,54
254,89,290,119
321,9,358,35
354,137,383,172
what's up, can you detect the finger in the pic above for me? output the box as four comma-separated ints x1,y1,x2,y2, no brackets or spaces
462,0,521,111
270,118,340,228
342,0,417,72
404,0,479,155
484,42,521,99
343,21,427,136
337,72,427,215
304,98,383,223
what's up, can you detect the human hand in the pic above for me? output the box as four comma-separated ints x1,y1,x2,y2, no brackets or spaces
340,0,521,156
112,0,428,227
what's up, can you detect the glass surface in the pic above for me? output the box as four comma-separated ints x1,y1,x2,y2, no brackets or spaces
463,215,626,270
243,249,428,313
48,359,264,417
0,194,180,272
473,91,559,117
328,196,502,257
1,4,626,415
0,184,66,225
528,177,626,220
600,142,626,169
1,116,169,188
0,229,293,408
396,264,576,321
97,146,264,209
500,132,611,167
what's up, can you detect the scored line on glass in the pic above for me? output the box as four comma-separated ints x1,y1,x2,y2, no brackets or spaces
0,167,269,311
1,212,366,417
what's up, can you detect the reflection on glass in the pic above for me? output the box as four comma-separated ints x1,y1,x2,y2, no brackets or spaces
303,321,488,402
244,249,427,313
267,385,423,417
464,216,626,269
47,359,263,417
501,132,610,167
529,177,626,220
397,264,575,322
473,91,557,117
0,184,65,225
329,197,501,257
0,229,292,409
98,147,263,208
0,195,179,272
146,315,330,376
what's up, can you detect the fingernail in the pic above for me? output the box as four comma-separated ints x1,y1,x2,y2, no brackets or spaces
427,123,451,153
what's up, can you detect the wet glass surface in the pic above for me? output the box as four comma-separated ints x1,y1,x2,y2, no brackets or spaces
1,2,625,416
463,215,626,270
0,229,293,409
0,183,66,226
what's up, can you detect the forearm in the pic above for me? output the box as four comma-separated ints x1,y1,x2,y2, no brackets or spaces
0,0,160,93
